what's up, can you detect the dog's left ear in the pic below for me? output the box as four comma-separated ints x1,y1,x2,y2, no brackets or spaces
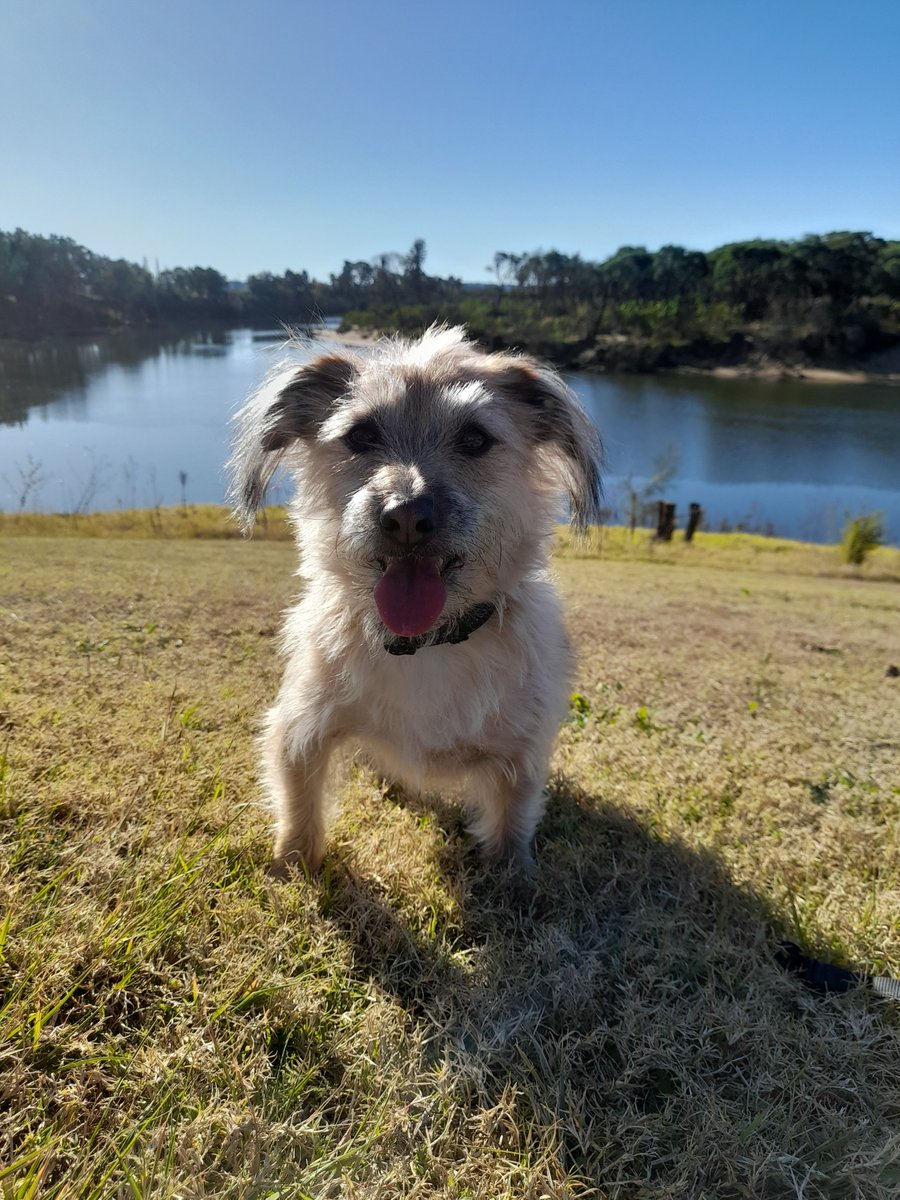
490,357,603,529
229,352,359,529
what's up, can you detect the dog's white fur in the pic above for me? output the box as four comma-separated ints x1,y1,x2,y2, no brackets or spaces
229,326,602,875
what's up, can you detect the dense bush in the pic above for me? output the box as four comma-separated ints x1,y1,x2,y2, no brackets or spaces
3,228,899,367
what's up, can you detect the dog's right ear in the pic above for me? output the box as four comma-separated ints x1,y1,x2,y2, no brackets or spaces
228,352,358,529
484,355,603,531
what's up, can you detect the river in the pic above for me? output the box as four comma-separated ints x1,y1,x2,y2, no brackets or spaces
1,327,898,543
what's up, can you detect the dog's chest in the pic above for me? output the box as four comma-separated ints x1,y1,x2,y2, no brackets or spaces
349,642,512,754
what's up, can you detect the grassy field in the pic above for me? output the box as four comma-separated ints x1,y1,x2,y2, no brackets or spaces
1,516,898,1198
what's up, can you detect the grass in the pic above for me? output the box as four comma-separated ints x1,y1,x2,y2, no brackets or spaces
0,505,287,541
3,505,899,582
1,518,899,1197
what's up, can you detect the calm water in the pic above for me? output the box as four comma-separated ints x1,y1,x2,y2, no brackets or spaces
1,327,898,543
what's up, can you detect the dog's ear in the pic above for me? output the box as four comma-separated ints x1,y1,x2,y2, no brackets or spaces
229,352,358,529
489,357,603,530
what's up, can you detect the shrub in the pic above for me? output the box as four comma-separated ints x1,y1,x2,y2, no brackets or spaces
841,512,884,565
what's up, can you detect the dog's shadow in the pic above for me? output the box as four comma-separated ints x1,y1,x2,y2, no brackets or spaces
311,778,898,1194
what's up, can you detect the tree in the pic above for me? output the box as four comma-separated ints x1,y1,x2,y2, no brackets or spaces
404,239,427,302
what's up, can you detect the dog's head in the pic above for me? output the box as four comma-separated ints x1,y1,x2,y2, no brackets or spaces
229,326,601,640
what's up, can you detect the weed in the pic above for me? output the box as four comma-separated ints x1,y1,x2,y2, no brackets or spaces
634,705,656,733
2,454,46,513
179,704,205,730
568,691,591,728
76,637,109,655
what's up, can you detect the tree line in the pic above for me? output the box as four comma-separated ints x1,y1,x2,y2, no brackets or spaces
340,234,900,369
2,227,898,370
0,230,457,335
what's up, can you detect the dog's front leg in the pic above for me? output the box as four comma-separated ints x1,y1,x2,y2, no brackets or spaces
466,758,548,879
263,715,335,878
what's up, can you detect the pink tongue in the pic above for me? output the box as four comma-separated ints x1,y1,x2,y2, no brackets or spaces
374,557,447,636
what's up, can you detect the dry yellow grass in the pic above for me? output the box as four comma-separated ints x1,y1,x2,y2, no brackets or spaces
1,520,898,1197
0,505,285,541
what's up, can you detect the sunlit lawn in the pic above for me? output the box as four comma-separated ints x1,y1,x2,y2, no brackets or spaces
1,517,898,1197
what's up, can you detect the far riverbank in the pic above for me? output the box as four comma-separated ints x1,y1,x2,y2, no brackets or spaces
323,326,900,386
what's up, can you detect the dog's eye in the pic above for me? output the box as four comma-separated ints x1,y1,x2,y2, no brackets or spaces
343,422,382,454
456,425,494,457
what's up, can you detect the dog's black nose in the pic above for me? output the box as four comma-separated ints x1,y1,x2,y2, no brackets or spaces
379,495,436,546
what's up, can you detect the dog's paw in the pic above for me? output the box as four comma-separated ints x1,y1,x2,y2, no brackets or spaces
477,844,539,912
506,868,538,915
482,837,536,877
267,848,322,882
267,857,298,882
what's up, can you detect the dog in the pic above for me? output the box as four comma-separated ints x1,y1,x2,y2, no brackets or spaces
229,326,602,878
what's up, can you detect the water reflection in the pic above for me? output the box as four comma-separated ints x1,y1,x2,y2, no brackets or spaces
0,329,216,425
187,332,231,356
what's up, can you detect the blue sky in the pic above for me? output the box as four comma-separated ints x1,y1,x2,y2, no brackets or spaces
2,0,898,282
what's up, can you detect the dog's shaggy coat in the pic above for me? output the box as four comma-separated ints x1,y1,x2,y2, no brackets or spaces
229,327,602,875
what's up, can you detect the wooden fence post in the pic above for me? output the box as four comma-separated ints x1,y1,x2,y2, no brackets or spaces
656,501,676,541
684,503,703,542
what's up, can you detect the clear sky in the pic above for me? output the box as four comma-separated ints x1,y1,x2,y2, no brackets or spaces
2,0,897,282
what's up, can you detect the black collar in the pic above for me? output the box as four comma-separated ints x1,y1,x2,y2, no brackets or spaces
384,602,496,656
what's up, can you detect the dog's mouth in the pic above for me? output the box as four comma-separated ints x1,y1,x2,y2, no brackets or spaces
373,555,462,637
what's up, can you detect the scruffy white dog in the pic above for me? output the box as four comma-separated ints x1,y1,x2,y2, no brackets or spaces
229,326,601,877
